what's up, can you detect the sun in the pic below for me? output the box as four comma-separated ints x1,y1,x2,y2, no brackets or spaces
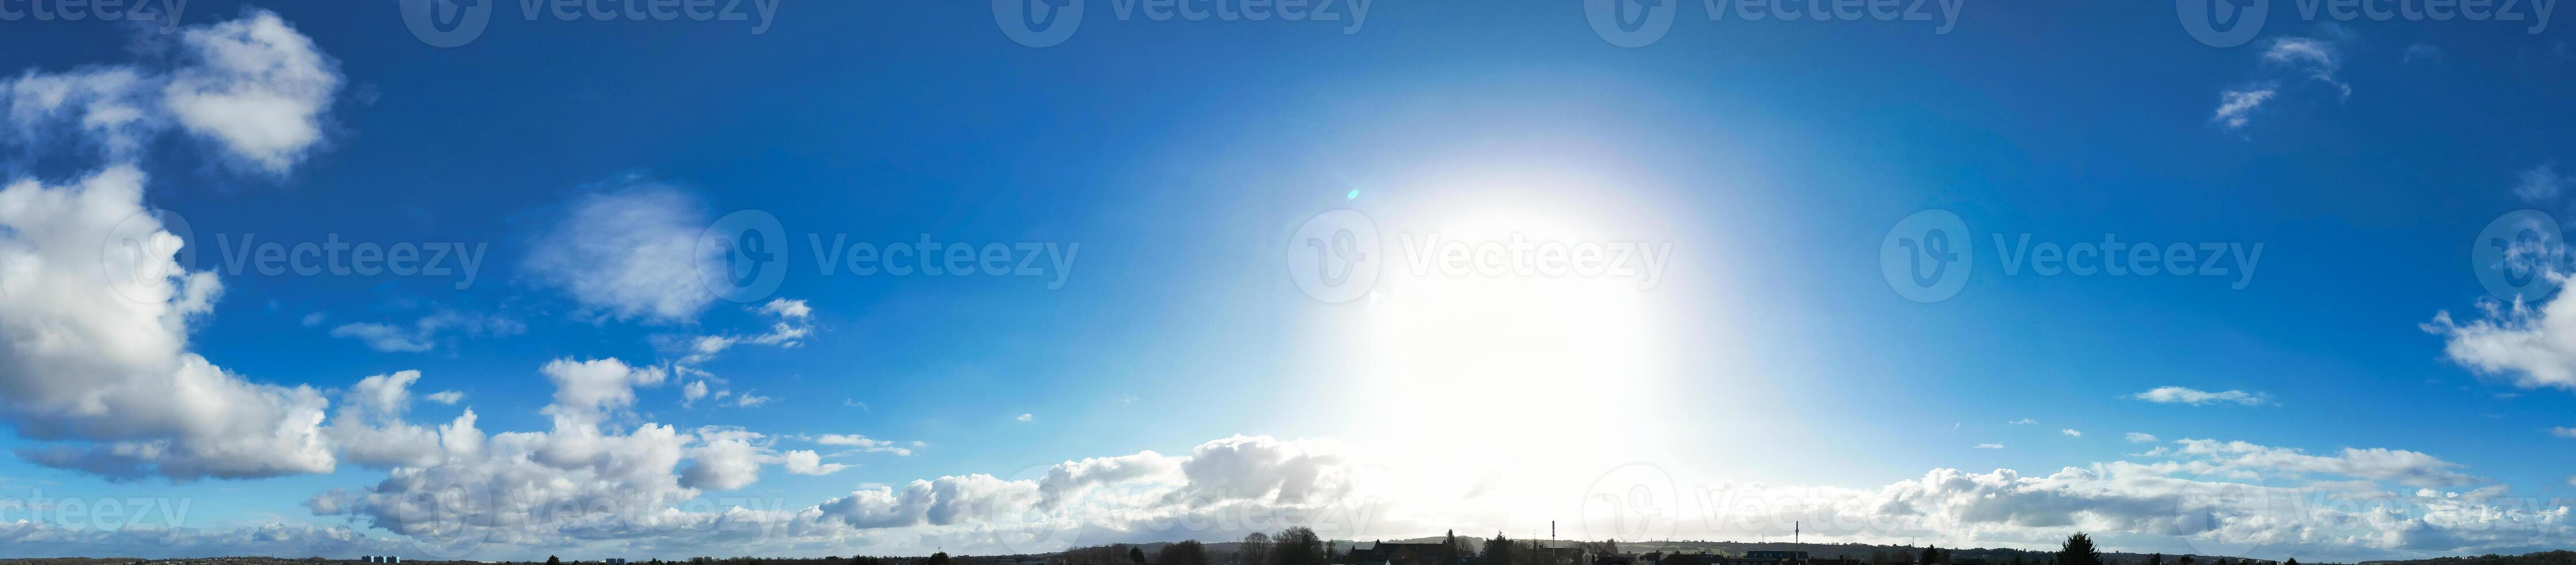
1344,208,1673,465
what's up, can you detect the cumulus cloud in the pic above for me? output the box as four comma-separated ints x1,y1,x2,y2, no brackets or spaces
782,450,850,476
160,10,342,174
2126,432,2159,443
0,11,348,483
2062,429,2082,437
2131,386,2272,406
1974,443,2005,449
0,10,337,171
524,184,718,323
1017,413,1035,422
2008,418,2036,424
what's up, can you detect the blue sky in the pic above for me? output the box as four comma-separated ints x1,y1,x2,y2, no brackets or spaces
2,0,2575,561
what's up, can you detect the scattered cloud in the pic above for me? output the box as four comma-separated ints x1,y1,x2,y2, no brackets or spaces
1973,443,2004,449
2551,427,2576,439
2515,163,2573,202
326,310,523,353
2131,386,2272,406
423,390,464,405
523,183,717,324
804,434,915,456
2212,33,2349,131
2125,432,2159,443
2007,418,2036,425
1017,413,1035,423
2061,429,2082,437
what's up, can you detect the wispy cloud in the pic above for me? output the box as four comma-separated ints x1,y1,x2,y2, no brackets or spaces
2131,386,2272,406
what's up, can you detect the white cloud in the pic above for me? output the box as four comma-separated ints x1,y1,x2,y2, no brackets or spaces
2008,418,2036,424
2514,163,2571,202
424,390,465,405
2213,88,2276,130
2126,432,2159,443
326,310,522,353
0,11,346,482
523,184,717,323
1017,413,1035,422
681,380,711,408
2061,429,2082,437
160,10,341,174
2172,438,2479,487
1973,443,2004,449
680,428,766,491
782,450,850,476
731,391,772,408
806,434,914,456
0,10,336,171
2131,386,2272,406
667,298,816,365
2211,34,2348,131
539,357,666,423
2550,427,2576,439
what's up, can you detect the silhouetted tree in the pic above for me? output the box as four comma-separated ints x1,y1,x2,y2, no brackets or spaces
1162,541,1210,565
2055,534,2101,565
1244,533,1276,565
1276,527,1329,565
2146,554,2162,565
1922,547,1941,565
1483,534,1515,565
548,557,562,565
930,553,953,565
